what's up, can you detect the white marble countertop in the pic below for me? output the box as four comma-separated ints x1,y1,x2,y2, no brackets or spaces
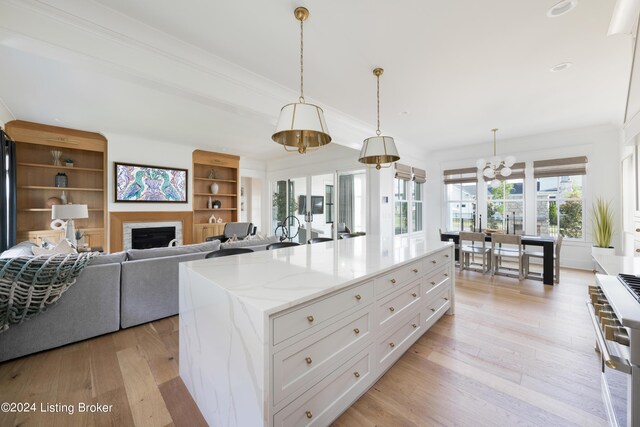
181,236,452,315
593,253,640,276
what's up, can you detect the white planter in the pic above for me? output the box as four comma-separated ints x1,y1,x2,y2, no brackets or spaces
592,246,615,257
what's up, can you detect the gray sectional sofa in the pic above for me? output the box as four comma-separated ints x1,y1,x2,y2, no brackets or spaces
0,240,221,362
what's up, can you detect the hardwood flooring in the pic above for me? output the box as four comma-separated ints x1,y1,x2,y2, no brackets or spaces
0,268,605,426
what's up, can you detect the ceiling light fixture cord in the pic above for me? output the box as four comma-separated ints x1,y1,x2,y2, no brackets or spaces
299,17,304,103
493,128,497,156
376,73,381,136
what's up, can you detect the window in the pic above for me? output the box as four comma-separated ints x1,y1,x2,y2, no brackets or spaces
394,178,408,235
443,167,477,232
536,175,584,238
411,181,423,232
486,179,524,232
534,156,587,239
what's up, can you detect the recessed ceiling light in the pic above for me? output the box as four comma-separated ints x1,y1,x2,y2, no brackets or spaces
547,0,578,18
550,62,572,72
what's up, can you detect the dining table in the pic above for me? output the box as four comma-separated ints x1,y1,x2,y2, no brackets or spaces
440,231,556,285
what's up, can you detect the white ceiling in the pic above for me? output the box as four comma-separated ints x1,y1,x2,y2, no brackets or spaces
0,0,633,160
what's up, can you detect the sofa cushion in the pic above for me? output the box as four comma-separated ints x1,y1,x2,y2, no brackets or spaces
126,240,221,261
89,251,127,265
0,241,37,258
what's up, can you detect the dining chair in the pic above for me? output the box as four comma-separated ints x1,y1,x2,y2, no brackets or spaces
308,237,333,244
459,231,491,274
205,248,254,258
266,241,300,250
340,233,360,239
490,234,524,280
523,234,563,283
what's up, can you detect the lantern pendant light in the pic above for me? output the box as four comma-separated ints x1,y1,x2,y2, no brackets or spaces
272,7,331,154
358,67,400,169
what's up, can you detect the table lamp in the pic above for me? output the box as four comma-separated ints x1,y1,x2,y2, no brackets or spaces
51,204,89,246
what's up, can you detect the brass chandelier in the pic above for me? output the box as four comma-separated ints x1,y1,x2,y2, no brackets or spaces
358,67,400,169
272,7,331,154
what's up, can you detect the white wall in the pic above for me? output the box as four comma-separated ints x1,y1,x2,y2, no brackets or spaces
0,99,14,126
428,125,623,270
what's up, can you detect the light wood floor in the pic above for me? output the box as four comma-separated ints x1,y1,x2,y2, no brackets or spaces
0,268,605,426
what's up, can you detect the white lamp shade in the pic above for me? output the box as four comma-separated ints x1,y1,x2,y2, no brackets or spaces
52,204,89,220
476,158,486,169
500,166,512,177
358,135,400,168
490,179,500,187
489,156,501,168
504,155,516,167
272,102,331,153
483,167,495,178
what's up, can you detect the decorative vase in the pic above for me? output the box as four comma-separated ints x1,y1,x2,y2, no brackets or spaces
55,173,68,188
208,214,216,223
60,191,67,205
210,183,219,194
51,150,62,166
207,196,213,209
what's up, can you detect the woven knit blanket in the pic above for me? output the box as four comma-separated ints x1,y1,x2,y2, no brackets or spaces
0,252,98,333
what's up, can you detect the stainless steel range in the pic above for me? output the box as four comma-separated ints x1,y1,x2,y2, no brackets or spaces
589,274,640,427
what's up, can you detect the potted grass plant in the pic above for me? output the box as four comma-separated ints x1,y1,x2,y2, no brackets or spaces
591,197,615,256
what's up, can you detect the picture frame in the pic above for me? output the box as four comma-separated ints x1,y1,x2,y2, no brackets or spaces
114,162,188,203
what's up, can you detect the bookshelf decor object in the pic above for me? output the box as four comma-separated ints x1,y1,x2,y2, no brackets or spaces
192,150,239,243
6,120,108,250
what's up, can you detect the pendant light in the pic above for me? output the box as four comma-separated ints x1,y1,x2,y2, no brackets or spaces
476,128,515,187
272,7,331,154
359,68,400,169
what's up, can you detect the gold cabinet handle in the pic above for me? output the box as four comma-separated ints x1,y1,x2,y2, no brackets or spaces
389,342,395,348
307,315,314,322
445,254,450,258
390,278,397,284
412,323,417,328
431,308,436,312
412,293,417,298
354,328,360,334
305,356,312,364
355,294,362,300
636,228,640,232
354,371,360,378
430,281,436,286
431,260,437,264
306,410,313,419
444,297,449,301
444,273,449,277
389,307,395,312
412,268,419,273
636,249,640,253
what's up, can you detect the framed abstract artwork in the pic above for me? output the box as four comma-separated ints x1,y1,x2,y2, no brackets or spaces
114,162,188,203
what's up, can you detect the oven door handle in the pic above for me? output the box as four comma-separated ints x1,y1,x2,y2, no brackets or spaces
587,302,619,370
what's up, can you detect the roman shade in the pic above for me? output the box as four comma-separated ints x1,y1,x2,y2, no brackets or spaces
412,167,426,184
533,156,588,178
482,162,526,181
395,163,412,181
443,167,477,185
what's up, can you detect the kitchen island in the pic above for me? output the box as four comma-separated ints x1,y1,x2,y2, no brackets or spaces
179,236,454,427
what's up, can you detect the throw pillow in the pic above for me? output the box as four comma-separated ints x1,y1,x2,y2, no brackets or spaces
0,241,36,258
32,239,77,256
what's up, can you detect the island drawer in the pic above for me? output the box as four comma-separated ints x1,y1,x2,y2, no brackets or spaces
423,267,451,299
376,279,421,329
425,288,451,329
273,349,372,427
272,281,373,345
374,260,423,297
377,310,423,370
273,308,372,405
423,249,452,273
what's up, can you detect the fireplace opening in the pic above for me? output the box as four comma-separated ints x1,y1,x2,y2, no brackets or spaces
131,226,176,249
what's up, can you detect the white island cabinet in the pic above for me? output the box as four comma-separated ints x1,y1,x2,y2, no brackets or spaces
179,237,454,427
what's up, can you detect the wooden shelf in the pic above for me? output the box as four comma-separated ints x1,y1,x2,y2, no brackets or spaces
18,208,103,212
17,162,103,172
194,178,237,183
194,193,237,197
19,186,104,192
193,208,237,212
